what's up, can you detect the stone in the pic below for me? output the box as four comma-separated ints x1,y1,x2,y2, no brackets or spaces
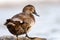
0,36,47,40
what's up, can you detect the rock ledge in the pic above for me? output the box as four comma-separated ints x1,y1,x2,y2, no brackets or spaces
0,36,47,40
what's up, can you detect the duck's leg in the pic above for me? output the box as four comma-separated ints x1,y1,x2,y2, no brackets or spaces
25,28,36,39
25,32,36,39
16,35,18,40
26,33,29,37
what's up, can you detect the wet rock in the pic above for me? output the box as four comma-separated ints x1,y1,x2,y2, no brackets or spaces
0,36,47,40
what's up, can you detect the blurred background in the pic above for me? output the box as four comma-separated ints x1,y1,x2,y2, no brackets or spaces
0,0,60,40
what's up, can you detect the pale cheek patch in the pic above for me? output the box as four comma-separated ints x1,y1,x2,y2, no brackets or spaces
12,18,23,23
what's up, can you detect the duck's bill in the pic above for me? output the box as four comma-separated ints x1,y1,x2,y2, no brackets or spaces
34,10,40,17
34,13,40,17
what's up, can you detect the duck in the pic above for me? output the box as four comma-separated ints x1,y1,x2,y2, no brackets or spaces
4,4,39,40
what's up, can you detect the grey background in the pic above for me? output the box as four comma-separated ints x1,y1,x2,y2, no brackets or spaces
0,1,60,40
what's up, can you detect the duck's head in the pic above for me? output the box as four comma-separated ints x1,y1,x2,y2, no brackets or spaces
23,5,39,17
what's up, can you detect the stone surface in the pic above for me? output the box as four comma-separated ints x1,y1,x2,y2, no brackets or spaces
0,36,47,40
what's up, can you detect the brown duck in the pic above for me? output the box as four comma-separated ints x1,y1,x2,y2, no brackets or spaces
4,5,39,40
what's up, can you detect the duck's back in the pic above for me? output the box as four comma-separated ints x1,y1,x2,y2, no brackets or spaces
12,13,35,26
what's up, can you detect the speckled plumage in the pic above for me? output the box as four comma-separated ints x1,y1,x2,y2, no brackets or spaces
4,5,39,40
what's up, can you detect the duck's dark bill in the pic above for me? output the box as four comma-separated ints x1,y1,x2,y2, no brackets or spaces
34,13,40,17
34,10,40,17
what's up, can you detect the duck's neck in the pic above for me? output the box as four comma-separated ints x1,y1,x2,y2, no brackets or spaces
29,13,35,22
23,12,35,22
